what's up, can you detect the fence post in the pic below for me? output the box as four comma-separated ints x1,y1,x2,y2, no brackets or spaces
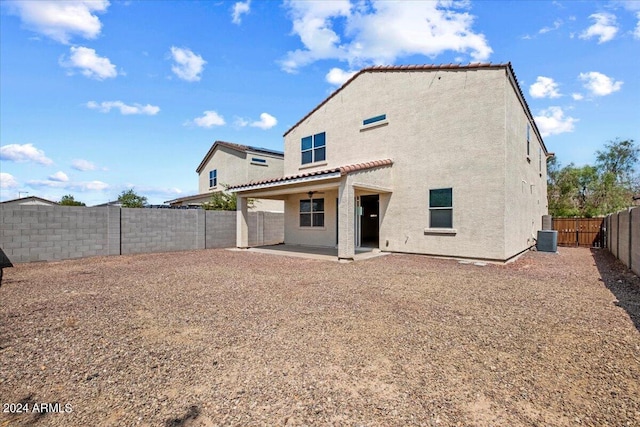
617,212,620,259
630,208,633,270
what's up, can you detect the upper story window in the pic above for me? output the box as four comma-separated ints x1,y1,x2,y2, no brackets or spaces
538,147,542,173
429,188,453,228
251,157,266,163
300,198,324,227
526,124,531,157
209,169,217,188
301,132,326,165
363,114,386,126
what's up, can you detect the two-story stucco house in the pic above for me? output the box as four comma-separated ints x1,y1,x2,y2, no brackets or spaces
230,63,550,262
167,141,284,212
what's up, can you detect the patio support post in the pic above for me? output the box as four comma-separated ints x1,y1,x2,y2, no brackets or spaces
237,195,249,248
338,178,355,260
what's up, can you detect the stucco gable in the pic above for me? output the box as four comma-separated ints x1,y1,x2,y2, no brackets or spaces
283,62,548,156
196,141,284,173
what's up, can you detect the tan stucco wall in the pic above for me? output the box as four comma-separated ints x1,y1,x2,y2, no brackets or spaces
503,75,549,259
198,145,284,212
284,190,339,247
285,68,518,260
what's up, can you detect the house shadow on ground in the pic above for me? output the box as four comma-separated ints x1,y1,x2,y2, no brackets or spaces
591,248,640,333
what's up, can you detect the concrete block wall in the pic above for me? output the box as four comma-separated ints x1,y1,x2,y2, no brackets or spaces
618,210,631,268
0,205,108,262
121,209,204,255
610,213,619,259
605,207,640,276
0,206,283,263
263,212,285,245
205,211,236,248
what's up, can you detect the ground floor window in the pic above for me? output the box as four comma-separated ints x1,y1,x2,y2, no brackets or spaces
300,198,324,227
429,188,452,228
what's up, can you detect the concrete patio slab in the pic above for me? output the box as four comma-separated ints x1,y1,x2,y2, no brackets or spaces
228,244,390,262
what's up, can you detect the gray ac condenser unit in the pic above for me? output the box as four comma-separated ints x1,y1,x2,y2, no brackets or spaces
537,230,558,253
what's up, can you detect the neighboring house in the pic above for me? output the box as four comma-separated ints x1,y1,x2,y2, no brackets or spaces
230,63,550,262
92,200,123,207
167,141,284,212
0,196,59,206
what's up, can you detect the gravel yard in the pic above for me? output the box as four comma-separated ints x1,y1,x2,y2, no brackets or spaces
1,247,639,426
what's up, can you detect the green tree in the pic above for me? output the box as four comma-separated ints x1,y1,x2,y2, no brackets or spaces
595,138,638,185
117,189,148,208
547,138,639,217
201,185,254,211
59,194,86,206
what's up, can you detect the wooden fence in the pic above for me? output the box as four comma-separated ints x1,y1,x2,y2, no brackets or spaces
552,217,605,247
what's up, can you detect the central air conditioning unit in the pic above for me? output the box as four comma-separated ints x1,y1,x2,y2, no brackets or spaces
537,230,558,253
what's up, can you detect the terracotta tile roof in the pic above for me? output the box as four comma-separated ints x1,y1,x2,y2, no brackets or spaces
282,62,547,155
228,159,393,191
196,140,284,173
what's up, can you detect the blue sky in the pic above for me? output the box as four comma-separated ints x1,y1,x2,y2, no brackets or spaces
1,0,638,205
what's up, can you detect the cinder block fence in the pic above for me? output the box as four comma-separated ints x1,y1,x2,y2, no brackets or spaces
605,207,640,276
0,205,283,263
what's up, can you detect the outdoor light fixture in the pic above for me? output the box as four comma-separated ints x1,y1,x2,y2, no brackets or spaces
308,191,315,199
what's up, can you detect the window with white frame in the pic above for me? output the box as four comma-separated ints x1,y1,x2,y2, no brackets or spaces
429,188,453,228
209,169,217,187
526,124,531,157
301,132,326,165
300,198,324,227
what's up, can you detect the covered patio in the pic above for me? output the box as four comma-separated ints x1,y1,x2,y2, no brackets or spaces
229,160,394,260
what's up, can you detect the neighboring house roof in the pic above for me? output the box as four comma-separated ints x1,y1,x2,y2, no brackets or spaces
283,62,548,156
165,193,212,205
228,159,393,192
196,140,284,173
92,200,122,207
0,196,59,206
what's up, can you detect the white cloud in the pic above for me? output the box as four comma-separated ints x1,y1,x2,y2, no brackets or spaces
534,107,578,137
86,101,160,115
579,71,623,96
234,117,250,127
250,113,278,130
539,19,563,34
0,143,53,165
169,46,206,82
635,12,640,39
28,179,109,191
72,159,96,171
572,93,584,101
281,0,492,73
0,173,19,189
82,181,109,191
49,171,69,182
7,0,109,44
188,111,226,128
232,0,251,24
60,46,118,80
579,13,618,43
529,76,561,99
326,67,357,86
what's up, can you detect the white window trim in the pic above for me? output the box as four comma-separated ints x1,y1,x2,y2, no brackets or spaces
360,120,389,132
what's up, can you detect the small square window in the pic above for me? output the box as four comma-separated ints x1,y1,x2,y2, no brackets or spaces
300,198,324,227
301,132,326,164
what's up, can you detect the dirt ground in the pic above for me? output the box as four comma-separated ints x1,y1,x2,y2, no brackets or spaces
0,247,639,426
